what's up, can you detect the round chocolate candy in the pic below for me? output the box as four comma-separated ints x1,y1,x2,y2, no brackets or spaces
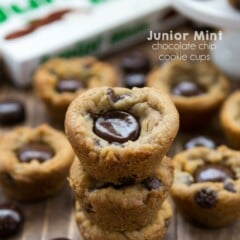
0,100,25,126
171,81,206,97
55,79,84,93
124,73,145,89
184,136,217,150
194,164,234,183
121,51,150,74
93,111,140,143
17,142,55,163
0,203,24,238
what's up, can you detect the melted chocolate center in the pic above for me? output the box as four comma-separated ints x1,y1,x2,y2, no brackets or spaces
171,81,206,97
17,143,55,163
56,79,84,93
0,203,24,238
93,111,140,143
194,164,235,183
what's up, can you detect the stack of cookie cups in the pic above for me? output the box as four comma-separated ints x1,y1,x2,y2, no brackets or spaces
65,87,179,240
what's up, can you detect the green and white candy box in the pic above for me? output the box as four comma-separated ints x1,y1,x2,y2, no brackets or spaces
0,0,184,87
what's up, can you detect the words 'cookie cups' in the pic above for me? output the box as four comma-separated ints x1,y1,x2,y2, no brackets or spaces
34,57,117,123
69,156,173,231
147,61,229,130
0,125,74,201
65,87,179,184
171,146,240,228
75,200,172,240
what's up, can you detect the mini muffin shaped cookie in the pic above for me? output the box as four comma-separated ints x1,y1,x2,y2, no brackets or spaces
69,156,173,231
171,146,240,228
220,91,240,149
0,125,74,201
34,57,117,122
65,87,179,184
76,200,172,240
147,61,229,129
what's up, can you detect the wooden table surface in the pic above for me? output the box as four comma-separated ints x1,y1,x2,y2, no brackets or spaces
1,27,239,240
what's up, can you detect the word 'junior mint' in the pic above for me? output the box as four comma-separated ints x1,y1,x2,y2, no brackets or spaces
0,0,108,24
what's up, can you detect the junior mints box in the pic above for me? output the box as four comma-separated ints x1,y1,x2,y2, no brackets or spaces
0,0,184,87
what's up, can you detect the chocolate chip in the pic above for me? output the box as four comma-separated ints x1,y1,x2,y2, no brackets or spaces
0,203,24,238
118,176,136,185
184,136,217,150
85,204,95,213
195,188,217,208
106,88,129,104
0,100,25,126
93,110,140,143
1,173,15,187
224,180,236,193
121,51,150,74
194,164,235,183
124,73,145,89
55,79,84,93
171,81,206,97
164,218,171,228
231,0,240,10
142,178,161,190
17,142,55,163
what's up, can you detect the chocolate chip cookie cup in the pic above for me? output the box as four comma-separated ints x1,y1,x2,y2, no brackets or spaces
146,61,229,130
34,57,118,122
65,87,179,184
171,146,240,228
69,156,173,231
0,125,74,201
75,200,172,240
220,91,240,149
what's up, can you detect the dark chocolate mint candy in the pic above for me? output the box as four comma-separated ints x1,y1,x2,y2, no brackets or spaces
194,164,234,183
17,142,55,163
184,136,217,150
171,81,206,97
55,79,84,93
0,203,24,238
195,188,217,208
121,51,150,74
142,178,161,190
93,111,140,143
0,100,25,126
124,73,145,89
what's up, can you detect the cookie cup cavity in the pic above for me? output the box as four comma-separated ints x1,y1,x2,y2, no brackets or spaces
69,156,173,231
171,146,240,228
147,61,229,130
0,125,74,201
65,87,179,184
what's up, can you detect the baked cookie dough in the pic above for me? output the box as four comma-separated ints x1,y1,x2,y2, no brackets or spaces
65,87,179,184
75,200,172,240
0,124,74,201
69,156,173,231
220,91,240,149
34,57,117,122
171,146,240,228
146,61,229,129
